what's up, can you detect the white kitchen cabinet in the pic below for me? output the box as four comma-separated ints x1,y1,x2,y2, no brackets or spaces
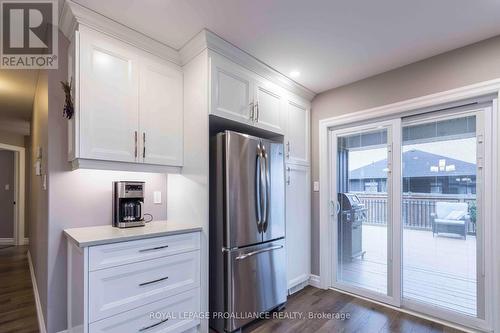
285,164,311,291
66,230,201,333
79,26,139,163
285,97,310,166
139,55,183,166
69,25,183,170
209,53,285,134
254,78,285,133
210,53,254,125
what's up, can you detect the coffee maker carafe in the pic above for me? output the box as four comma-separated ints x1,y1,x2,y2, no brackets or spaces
113,181,145,228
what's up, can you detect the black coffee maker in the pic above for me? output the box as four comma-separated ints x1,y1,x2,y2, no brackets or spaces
112,181,145,228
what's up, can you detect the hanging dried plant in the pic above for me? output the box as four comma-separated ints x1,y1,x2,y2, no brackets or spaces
61,79,74,119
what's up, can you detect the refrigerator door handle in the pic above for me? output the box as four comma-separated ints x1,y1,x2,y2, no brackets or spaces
261,145,270,232
255,144,262,230
235,245,283,260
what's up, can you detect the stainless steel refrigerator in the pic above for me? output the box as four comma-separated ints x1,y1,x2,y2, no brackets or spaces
210,130,287,333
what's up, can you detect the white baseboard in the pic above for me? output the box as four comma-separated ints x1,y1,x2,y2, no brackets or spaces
0,238,14,245
27,251,47,333
308,274,321,288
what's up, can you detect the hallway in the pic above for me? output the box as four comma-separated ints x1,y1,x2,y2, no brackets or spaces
0,246,39,333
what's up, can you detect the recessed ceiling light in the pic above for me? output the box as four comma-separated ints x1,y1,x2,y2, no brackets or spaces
289,70,300,78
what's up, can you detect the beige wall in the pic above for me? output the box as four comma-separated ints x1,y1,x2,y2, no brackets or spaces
29,70,49,322
310,35,500,275
0,131,26,147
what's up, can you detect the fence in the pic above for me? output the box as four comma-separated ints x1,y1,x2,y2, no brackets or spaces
355,192,476,234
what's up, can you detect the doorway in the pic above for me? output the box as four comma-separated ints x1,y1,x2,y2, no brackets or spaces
326,105,493,331
0,143,26,246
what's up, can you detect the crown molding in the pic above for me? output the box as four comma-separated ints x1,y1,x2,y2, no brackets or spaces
59,0,181,65
180,29,316,101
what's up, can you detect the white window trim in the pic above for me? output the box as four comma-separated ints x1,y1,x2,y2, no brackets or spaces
318,78,500,332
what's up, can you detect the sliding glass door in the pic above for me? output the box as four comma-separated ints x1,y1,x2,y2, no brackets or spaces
329,105,492,330
331,120,400,305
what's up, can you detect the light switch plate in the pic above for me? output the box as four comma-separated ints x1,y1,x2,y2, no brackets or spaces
313,181,320,192
153,191,162,204
4,184,9,190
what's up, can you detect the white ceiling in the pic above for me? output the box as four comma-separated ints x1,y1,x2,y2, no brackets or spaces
72,0,500,93
0,70,38,122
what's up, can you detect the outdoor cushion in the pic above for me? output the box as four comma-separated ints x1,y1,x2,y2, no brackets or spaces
445,210,466,220
434,218,466,225
435,202,468,219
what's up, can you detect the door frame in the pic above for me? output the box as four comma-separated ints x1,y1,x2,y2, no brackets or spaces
318,78,500,332
0,142,26,246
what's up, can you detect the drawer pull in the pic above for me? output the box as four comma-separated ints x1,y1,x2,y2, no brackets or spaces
139,276,169,287
139,318,169,331
139,245,169,253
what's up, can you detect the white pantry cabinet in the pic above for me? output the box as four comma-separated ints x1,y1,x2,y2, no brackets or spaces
69,25,183,170
285,97,310,166
285,164,311,291
209,53,285,134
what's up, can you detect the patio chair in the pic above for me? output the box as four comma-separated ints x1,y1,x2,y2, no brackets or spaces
431,202,470,239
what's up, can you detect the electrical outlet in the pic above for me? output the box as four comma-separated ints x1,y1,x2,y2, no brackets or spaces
313,181,320,192
153,191,162,204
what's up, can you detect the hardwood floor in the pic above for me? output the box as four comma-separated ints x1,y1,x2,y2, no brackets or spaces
0,246,39,333
212,286,465,333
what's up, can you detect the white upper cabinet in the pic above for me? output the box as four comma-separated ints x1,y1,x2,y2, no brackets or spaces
139,55,183,166
70,26,183,170
79,27,139,163
285,164,311,289
285,97,310,166
254,79,285,133
209,53,285,134
210,53,254,124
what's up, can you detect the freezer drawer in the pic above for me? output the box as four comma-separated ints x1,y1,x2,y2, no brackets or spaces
226,239,286,332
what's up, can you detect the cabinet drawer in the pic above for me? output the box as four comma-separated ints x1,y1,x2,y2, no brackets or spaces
89,232,200,271
89,251,200,322
89,288,200,333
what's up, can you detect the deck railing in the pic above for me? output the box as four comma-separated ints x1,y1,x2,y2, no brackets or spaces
354,192,477,234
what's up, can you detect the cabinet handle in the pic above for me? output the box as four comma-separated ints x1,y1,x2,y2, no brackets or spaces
286,141,290,158
138,318,169,332
286,166,291,185
142,132,146,158
249,102,254,120
138,245,169,253
134,131,138,158
139,276,169,287
255,102,259,122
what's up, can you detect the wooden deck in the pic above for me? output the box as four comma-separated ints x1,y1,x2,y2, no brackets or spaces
339,225,477,317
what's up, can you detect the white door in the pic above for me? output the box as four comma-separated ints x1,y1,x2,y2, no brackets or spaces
286,164,311,290
79,27,139,162
210,54,254,125
254,79,284,134
285,98,310,165
139,55,183,166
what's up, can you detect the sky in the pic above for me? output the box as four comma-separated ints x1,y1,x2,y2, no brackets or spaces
348,137,476,171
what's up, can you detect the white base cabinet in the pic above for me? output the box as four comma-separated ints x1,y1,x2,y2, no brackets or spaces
285,164,311,291
67,232,201,333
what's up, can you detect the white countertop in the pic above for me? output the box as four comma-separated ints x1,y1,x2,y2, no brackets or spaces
64,220,202,248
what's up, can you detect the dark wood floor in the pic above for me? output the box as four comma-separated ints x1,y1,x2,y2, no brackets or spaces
213,286,465,333
0,246,39,333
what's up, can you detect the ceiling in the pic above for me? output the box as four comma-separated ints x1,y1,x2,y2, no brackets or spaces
72,0,500,93
0,70,38,125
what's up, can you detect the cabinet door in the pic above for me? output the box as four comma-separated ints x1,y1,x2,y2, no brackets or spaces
285,98,310,165
79,27,139,162
286,164,311,290
254,79,285,134
210,54,254,124
139,55,183,166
